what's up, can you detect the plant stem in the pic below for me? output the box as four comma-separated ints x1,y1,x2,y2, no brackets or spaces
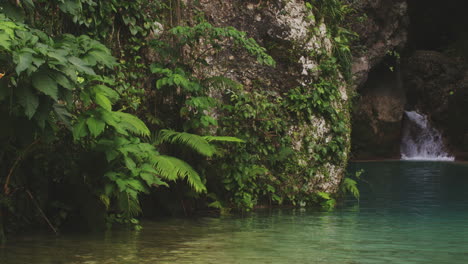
26,190,58,235
3,139,40,196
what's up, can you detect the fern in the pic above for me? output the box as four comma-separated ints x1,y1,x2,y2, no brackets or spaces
151,155,206,193
203,136,245,143
203,76,243,91
315,192,337,211
113,111,150,137
340,177,360,200
340,169,362,200
117,192,142,218
156,129,216,157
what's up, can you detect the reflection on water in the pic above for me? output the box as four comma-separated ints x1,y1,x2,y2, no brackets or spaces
2,161,468,263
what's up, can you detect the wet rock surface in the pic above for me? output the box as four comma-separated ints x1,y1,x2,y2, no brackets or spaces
349,0,409,89
348,0,409,159
351,61,406,159
403,50,468,156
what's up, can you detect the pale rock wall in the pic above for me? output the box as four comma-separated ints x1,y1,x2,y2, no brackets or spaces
183,0,350,193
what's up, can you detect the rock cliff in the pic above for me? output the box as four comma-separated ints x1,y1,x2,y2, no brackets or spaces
179,0,351,199
348,0,409,159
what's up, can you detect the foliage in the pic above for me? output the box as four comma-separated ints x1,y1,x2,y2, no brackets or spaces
182,0,355,211
0,5,235,230
340,169,363,200
0,0,275,233
313,192,337,211
215,53,351,211
0,14,116,128
168,22,276,67
307,0,357,80
0,0,356,236
135,19,278,211
147,20,275,133
217,89,289,209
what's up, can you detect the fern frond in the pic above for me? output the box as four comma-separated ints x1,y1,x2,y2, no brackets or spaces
204,76,242,90
117,192,142,218
151,155,207,193
341,178,360,200
203,136,245,143
99,194,110,209
113,111,150,137
156,129,216,157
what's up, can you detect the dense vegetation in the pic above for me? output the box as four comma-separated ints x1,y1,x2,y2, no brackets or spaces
0,0,356,241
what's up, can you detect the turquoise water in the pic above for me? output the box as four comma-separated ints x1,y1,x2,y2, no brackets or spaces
2,161,468,263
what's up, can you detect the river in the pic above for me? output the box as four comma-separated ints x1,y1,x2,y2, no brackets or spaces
1,161,468,263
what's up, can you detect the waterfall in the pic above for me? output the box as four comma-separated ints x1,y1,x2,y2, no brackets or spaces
400,111,454,161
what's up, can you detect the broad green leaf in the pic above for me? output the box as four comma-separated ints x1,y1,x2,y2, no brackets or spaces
16,85,39,119
0,32,11,51
72,118,88,140
57,65,77,82
99,108,118,125
87,50,116,68
95,92,112,111
115,179,127,192
86,116,106,137
58,0,82,16
50,71,73,90
100,110,127,135
68,56,95,75
173,74,182,86
47,50,68,64
15,51,33,74
105,149,119,162
124,156,137,173
156,79,163,89
31,56,45,68
93,85,119,102
31,71,58,100
53,103,72,129
129,26,138,35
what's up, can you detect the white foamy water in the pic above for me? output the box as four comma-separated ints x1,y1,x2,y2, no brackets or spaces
400,111,454,161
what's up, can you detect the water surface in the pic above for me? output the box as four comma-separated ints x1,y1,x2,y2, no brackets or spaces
2,161,468,263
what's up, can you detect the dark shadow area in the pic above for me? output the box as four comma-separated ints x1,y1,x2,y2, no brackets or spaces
353,0,468,160
351,55,405,159
407,0,468,55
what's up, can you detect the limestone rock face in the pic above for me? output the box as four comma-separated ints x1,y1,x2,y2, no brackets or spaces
189,0,334,91
182,0,350,194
